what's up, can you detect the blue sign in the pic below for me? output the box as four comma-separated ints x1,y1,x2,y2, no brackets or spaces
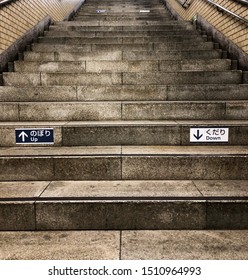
15,128,54,144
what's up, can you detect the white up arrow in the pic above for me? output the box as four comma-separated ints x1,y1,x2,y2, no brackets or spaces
18,131,28,142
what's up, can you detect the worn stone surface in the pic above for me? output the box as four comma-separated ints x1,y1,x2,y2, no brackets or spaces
77,85,167,101
0,104,19,121
0,202,35,230
0,86,77,102
3,73,41,86
41,73,122,86
0,157,54,181
62,125,181,145
0,181,49,198
226,102,248,119
123,50,220,60
86,60,159,72
122,102,226,120
207,201,248,229
15,61,87,73
122,155,248,180
121,230,248,259
0,231,119,260
41,180,201,198
54,156,122,180
36,200,205,230
194,180,248,197
123,71,242,85
18,102,121,121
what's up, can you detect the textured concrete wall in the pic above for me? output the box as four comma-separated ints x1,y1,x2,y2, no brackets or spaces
0,0,84,72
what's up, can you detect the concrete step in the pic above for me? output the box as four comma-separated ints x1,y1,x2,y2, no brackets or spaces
21,50,221,62
0,230,247,259
49,24,195,31
13,59,231,73
3,71,242,86
1,84,248,102
0,180,247,230
74,16,171,21
44,30,199,37
55,20,192,26
2,120,248,147
31,42,216,52
23,50,123,61
38,35,205,44
0,100,247,121
0,146,248,181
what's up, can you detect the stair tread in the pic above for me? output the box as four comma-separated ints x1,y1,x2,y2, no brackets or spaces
1,146,248,156
2,120,248,125
0,180,247,200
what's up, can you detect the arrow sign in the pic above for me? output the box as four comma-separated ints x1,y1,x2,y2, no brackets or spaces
193,129,203,140
18,131,28,142
15,128,54,144
190,127,229,142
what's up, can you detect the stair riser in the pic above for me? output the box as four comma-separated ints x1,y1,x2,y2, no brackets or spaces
1,85,248,102
50,25,194,31
22,50,221,62
56,21,191,26
1,102,247,121
14,60,231,73
44,30,198,37
0,156,248,181
2,200,246,230
1,124,248,146
38,36,205,44
74,16,171,21
62,125,248,146
3,71,242,86
32,43,154,52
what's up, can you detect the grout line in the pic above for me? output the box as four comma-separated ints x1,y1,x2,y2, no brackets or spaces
119,230,122,260
39,181,52,198
192,180,204,197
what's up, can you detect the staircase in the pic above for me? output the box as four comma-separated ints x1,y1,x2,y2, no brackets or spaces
0,0,247,231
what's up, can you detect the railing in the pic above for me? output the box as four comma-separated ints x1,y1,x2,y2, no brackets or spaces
165,0,248,69
206,0,248,24
0,0,17,7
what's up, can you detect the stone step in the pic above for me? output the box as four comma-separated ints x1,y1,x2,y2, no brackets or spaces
22,50,221,62
13,59,231,73
55,20,192,26
38,35,206,44
0,146,248,181
1,84,248,102
2,120,248,146
3,71,242,86
49,24,195,31
76,11,168,16
44,30,199,37
4,70,243,86
0,100,247,121
1,180,247,230
31,42,216,52
74,16,171,21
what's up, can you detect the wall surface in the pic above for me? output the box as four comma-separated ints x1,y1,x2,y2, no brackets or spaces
0,0,84,53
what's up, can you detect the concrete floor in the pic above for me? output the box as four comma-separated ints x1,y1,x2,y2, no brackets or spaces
0,230,247,260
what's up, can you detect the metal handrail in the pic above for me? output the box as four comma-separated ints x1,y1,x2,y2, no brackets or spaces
235,0,248,6
206,0,248,24
0,0,17,7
